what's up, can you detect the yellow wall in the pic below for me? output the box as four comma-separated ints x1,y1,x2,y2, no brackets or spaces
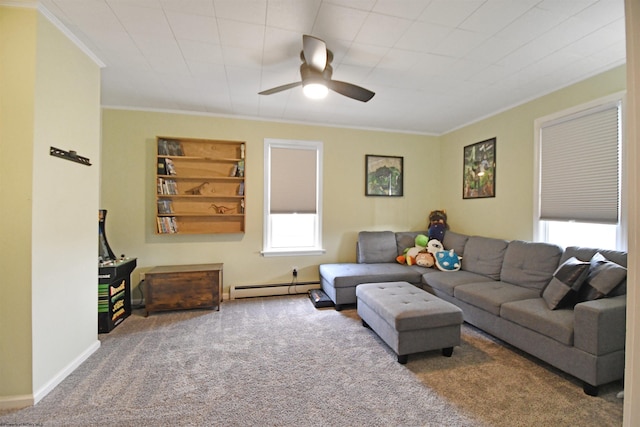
101,110,440,293
0,5,36,399
101,66,626,294
439,65,626,240
0,5,102,406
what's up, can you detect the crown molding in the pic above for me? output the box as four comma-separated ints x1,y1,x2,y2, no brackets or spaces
1,0,105,68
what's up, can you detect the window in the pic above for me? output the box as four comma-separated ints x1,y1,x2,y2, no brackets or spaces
534,93,625,250
262,139,324,256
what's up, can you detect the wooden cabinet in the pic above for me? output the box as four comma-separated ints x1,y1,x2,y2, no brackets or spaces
144,263,223,316
156,136,245,234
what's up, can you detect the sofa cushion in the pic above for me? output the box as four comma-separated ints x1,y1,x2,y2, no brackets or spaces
357,231,397,263
454,281,540,315
319,263,427,288
500,298,575,346
443,231,469,257
542,256,590,310
461,236,508,280
562,246,627,296
500,240,562,291
395,231,429,256
576,252,627,302
422,270,494,297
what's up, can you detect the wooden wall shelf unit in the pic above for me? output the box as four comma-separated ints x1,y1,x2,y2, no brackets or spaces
156,136,245,234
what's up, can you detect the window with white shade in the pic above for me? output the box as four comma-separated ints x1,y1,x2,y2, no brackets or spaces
263,139,324,256
534,93,625,250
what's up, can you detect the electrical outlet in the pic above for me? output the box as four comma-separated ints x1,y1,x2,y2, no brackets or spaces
292,266,298,277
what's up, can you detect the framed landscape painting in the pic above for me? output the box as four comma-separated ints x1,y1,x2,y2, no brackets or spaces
463,138,496,199
366,155,403,196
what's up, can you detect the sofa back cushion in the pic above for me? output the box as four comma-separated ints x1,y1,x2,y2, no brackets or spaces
395,231,429,256
357,231,398,263
562,246,628,296
501,240,563,292
461,236,508,280
443,231,469,257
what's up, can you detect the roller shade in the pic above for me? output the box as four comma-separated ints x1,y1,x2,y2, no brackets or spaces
270,147,317,214
539,102,620,224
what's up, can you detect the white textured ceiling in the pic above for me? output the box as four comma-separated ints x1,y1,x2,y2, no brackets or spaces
38,0,626,135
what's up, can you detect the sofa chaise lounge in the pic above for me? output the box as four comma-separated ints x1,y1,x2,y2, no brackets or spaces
319,230,627,396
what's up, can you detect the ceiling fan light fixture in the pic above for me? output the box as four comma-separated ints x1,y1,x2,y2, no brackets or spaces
303,82,328,99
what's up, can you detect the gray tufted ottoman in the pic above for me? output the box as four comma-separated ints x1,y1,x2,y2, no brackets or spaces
356,281,463,364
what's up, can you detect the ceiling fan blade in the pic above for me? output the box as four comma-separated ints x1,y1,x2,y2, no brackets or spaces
327,80,375,102
259,81,302,95
302,35,327,72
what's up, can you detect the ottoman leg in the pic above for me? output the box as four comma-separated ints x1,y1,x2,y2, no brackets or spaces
442,347,454,357
362,319,370,329
397,354,408,364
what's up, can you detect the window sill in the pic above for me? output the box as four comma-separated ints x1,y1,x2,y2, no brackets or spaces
261,248,326,257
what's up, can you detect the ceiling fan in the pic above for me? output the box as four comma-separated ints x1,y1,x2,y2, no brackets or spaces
259,35,375,103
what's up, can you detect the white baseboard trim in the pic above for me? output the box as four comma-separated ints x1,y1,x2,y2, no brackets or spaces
33,339,101,405
0,394,34,410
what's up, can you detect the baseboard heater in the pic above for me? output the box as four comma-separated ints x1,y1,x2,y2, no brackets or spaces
230,281,320,300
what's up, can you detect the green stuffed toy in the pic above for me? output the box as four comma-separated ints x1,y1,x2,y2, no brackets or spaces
401,234,429,266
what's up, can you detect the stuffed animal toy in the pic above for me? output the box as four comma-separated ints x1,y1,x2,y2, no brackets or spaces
427,239,443,254
405,246,425,265
428,209,449,228
434,249,462,272
428,210,449,242
428,223,446,242
414,234,428,248
415,252,435,268
397,234,430,266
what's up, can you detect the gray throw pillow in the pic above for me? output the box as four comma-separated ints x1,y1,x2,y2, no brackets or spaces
542,256,590,310
577,252,627,301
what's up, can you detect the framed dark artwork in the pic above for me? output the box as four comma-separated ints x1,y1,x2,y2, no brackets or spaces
463,138,496,199
366,155,403,196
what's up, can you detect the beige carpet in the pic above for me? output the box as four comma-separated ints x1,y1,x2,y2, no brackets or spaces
342,308,623,426
0,295,623,426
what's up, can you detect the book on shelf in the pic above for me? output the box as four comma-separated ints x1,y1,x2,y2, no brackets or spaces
165,158,177,175
157,178,178,195
158,139,184,156
157,158,167,175
230,164,238,177
237,160,245,177
168,140,184,156
158,139,169,155
156,216,179,234
157,199,174,214
238,182,244,196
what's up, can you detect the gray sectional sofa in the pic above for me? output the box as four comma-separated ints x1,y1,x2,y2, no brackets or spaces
319,230,627,396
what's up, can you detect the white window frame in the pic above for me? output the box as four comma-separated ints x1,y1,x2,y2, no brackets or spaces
262,138,325,257
533,92,627,250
